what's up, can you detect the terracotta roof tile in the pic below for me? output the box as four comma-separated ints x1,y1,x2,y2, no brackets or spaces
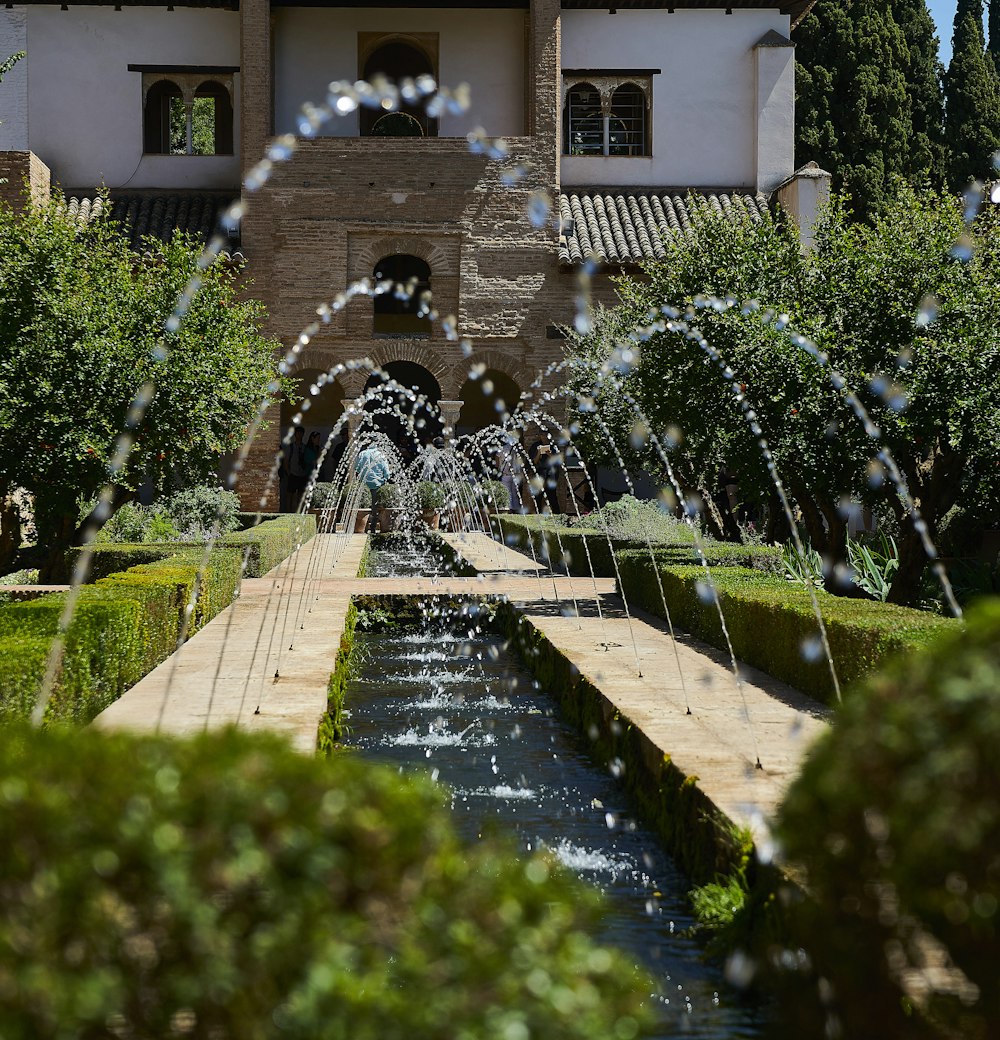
63,190,239,251
558,189,769,265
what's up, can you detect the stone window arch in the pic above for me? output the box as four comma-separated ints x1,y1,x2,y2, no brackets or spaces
373,254,432,337
142,72,235,155
562,73,652,157
359,35,438,138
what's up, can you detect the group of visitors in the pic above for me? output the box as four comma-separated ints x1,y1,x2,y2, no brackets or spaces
279,427,348,512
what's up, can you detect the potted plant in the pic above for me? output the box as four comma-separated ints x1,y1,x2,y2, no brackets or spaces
374,482,404,532
417,481,446,529
340,481,372,533
480,479,510,515
308,482,339,531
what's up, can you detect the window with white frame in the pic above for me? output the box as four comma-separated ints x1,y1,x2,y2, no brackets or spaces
562,73,652,157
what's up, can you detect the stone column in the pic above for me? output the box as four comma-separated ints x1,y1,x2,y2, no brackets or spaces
437,400,463,439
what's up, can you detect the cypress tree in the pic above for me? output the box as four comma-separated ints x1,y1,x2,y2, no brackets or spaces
944,0,1000,187
990,0,1000,59
795,0,917,218
795,0,946,218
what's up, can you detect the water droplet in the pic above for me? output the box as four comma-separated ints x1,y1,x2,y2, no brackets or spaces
695,580,716,605
527,190,551,228
916,295,938,327
800,634,823,662
950,237,974,262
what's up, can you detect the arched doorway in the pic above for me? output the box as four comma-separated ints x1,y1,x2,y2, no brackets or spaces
280,370,346,482
360,38,437,137
364,360,442,457
457,368,520,436
373,255,432,337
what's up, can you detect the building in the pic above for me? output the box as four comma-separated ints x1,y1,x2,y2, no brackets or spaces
0,0,826,507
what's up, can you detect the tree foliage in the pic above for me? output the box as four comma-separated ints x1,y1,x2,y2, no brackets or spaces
564,189,1000,605
794,0,947,219
0,198,281,577
945,0,1000,188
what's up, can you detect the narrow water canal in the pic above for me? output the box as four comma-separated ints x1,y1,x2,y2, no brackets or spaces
347,545,768,1037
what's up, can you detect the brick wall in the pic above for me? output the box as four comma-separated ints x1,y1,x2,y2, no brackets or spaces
0,151,51,211
236,0,576,513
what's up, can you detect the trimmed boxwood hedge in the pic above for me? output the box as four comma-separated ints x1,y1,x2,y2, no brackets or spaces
0,724,653,1039
495,514,783,577
0,548,242,725
616,550,957,703
69,513,318,582
774,598,1000,1038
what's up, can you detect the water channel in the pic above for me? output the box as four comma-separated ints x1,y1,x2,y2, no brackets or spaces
345,542,769,1037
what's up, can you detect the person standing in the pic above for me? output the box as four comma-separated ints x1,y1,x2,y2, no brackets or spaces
354,443,390,533
285,427,308,512
303,432,322,483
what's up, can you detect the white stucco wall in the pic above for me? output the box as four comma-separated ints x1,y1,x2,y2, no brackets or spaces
560,8,791,190
24,5,240,191
273,7,525,139
0,8,28,151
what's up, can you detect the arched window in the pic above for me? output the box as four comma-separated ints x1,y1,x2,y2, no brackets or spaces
360,38,437,137
563,83,603,156
192,80,234,155
143,79,183,155
373,255,432,337
562,73,652,157
142,73,234,155
609,83,647,156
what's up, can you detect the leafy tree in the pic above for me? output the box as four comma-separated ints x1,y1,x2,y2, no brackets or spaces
944,0,1000,188
0,197,282,578
565,188,1000,606
794,0,946,219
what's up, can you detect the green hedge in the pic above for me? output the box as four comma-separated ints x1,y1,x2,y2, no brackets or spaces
616,550,957,703
774,598,1000,1037
0,548,242,725
223,513,317,577
70,513,317,582
0,724,653,1039
495,514,782,578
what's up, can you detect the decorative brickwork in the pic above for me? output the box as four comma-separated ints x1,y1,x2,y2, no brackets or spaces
237,0,571,512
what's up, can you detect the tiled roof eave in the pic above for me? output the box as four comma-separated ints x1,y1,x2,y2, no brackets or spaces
558,188,772,265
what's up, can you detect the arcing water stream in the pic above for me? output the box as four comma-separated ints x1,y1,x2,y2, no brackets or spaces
345,543,769,1038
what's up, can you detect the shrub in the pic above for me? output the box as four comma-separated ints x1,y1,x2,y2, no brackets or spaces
417,480,446,510
373,482,404,509
0,724,654,1039
95,501,149,543
309,482,340,509
0,548,242,725
615,550,957,703
774,599,1000,1038
340,480,372,510
163,485,242,538
496,515,782,579
478,479,509,510
573,495,696,544
223,514,317,577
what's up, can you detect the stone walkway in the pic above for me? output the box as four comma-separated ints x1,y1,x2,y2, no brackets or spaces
95,529,829,839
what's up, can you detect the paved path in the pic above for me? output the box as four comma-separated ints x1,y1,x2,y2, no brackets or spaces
96,534,367,753
96,529,829,841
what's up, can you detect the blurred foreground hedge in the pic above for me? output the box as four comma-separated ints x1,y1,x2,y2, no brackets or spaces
775,598,1000,1038
0,725,653,1039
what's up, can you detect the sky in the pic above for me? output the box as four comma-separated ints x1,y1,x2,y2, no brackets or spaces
928,0,958,63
